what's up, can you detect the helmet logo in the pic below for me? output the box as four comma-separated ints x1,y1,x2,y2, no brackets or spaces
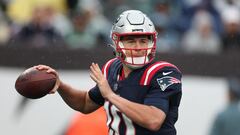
132,29,143,32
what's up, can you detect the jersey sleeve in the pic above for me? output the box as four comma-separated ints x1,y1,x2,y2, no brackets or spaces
88,85,104,106
143,67,182,114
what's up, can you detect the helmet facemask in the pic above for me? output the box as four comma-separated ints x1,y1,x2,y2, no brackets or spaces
112,33,156,69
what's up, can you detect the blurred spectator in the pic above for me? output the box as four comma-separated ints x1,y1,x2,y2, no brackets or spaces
209,77,240,135
49,7,73,37
101,0,131,21
65,10,95,49
9,5,66,48
65,0,111,49
126,0,152,14
213,0,240,13
65,0,79,13
181,9,221,54
0,0,9,12
150,0,180,53
220,6,240,52
176,0,222,34
181,0,202,8
78,0,112,45
7,0,66,24
0,6,10,45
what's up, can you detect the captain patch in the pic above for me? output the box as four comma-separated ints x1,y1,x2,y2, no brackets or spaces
157,76,181,91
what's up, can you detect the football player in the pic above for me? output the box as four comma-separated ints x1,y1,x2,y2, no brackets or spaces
35,10,182,135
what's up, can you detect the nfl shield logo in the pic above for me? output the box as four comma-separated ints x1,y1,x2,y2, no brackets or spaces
157,76,181,91
113,83,118,91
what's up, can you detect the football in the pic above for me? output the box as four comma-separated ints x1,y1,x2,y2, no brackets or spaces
15,67,57,99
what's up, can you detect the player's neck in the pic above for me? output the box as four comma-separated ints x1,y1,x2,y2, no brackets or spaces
122,65,133,78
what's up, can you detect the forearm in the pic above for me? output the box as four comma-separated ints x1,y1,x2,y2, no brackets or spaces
58,81,97,113
106,93,166,131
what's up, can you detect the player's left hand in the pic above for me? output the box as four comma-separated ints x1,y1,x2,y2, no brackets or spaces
90,63,114,99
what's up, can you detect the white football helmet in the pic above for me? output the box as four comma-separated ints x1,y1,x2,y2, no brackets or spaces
110,10,157,69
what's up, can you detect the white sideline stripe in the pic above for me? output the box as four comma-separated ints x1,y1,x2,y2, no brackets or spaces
143,62,169,85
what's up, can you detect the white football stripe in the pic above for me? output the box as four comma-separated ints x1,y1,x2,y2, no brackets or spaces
122,114,135,135
110,105,120,134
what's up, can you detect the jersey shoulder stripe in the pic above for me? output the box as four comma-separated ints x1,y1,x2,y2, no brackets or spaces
140,61,180,85
102,58,118,79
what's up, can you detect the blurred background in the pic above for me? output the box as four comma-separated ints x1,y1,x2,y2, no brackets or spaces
0,0,240,135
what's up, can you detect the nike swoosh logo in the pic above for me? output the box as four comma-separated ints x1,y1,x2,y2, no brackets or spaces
162,71,173,76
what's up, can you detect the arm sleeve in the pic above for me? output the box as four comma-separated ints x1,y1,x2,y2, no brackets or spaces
88,85,105,106
144,67,182,114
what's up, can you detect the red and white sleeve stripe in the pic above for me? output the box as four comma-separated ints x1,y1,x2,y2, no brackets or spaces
102,58,117,79
140,61,179,85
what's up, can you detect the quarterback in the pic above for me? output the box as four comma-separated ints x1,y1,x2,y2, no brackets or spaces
36,10,182,135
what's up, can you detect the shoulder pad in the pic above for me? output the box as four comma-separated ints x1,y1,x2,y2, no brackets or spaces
140,61,180,85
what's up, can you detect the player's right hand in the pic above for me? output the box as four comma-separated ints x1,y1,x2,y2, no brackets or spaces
34,65,61,94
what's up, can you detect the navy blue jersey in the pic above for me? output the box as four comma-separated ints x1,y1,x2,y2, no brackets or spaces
89,58,182,135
